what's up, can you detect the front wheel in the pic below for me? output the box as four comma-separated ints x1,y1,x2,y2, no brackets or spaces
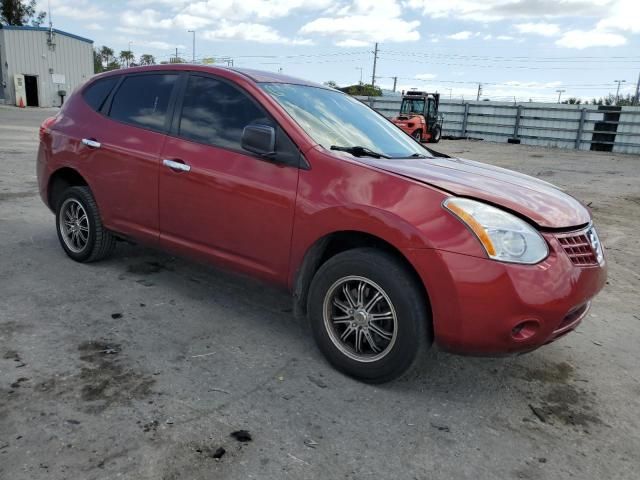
307,248,431,383
55,186,115,263
429,125,442,143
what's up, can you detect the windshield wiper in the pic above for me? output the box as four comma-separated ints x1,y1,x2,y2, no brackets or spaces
330,145,390,159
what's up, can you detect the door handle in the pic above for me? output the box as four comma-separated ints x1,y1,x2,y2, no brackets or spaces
163,159,191,172
82,138,101,148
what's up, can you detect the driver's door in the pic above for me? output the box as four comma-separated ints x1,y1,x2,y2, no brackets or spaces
426,98,437,129
158,73,300,284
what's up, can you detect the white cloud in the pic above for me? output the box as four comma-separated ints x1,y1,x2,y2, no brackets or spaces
515,22,561,36
86,23,104,31
406,0,615,22
116,26,151,36
136,40,186,50
43,0,104,20
121,9,174,29
335,39,371,47
596,0,640,33
203,22,313,45
496,35,515,40
555,29,627,48
447,31,473,40
300,16,420,44
299,0,420,44
118,0,332,33
415,73,437,80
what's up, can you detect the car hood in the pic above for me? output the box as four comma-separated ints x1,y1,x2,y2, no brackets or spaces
359,155,591,229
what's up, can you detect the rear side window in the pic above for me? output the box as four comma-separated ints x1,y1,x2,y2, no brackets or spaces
179,75,269,150
83,76,118,111
109,74,178,132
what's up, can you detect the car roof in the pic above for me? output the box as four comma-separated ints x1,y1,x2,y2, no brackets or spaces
93,64,326,89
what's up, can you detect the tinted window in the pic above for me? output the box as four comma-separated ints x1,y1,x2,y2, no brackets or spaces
83,76,118,111
179,75,270,150
109,74,177,131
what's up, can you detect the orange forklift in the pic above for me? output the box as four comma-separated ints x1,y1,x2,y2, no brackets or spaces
391,91,443,143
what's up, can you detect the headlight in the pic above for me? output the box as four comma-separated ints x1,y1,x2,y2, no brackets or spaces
443,198,548,264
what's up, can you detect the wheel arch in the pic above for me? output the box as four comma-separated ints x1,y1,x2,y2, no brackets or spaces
47,167,88,210
292,230,433,334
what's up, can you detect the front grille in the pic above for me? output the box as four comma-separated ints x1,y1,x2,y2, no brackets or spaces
556,230,598,266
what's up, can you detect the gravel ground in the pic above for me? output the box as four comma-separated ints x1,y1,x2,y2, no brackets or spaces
1,105,639,480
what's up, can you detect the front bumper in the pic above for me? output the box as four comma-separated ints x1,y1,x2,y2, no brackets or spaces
405,233,607,355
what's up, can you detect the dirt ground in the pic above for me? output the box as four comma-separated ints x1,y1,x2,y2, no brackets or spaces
1,105,639,480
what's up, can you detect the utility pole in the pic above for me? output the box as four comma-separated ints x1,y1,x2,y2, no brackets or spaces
476,83,482,101
614,79,626,103
371,42,379,88
634,72,640,106
188,30,196,63
392,76,397,92
355,67,363,85
556,89,566,103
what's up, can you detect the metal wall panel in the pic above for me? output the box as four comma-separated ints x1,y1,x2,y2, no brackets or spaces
355,96,640,153
0,28,93,107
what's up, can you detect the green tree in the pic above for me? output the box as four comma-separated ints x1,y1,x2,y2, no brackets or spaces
324,80,338,88
105,60,120,71
119,50,134,68
339,83,383,97
1,0,45,26
99,46,115,70
139,54,156,66
93,49,103,74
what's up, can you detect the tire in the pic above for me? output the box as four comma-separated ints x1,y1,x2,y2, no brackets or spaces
307,248,431,383
412,129,422,142
429,125,442,143
55,186,115,263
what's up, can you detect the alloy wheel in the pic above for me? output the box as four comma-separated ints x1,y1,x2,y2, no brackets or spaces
323,276,398,362
59,198,90,253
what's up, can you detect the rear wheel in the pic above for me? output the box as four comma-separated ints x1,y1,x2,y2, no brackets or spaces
307,248,431,383
55,186,115,263
412,129,422,142
429,125,442,143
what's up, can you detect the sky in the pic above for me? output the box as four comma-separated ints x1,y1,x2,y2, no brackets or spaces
38,0,640,102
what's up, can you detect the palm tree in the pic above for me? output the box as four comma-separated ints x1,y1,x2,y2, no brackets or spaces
139,54,156,66
99,46,114,70
119,50,134,68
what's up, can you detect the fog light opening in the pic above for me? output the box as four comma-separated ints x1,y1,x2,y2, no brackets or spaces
511,320,540,341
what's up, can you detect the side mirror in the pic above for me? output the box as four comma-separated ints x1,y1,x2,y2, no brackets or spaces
241,124,275,156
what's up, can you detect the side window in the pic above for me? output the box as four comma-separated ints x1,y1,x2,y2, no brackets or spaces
83,76,118,111
109,74,177,131
179,75,271,150
427,99,436,117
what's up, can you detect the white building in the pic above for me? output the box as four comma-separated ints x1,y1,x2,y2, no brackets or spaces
0,25,93,108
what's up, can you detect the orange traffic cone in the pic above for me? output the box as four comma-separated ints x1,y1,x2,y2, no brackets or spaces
18,97,25,108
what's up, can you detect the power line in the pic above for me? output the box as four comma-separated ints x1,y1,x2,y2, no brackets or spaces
379,57,638,71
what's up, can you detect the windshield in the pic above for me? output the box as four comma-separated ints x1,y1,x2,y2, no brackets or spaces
261,83,431,159
400,99,425,115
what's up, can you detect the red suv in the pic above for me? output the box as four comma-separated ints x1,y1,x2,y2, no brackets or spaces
37,65,607,383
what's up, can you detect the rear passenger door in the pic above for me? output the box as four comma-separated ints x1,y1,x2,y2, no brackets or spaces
158,73,300,284
87,73,179,243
